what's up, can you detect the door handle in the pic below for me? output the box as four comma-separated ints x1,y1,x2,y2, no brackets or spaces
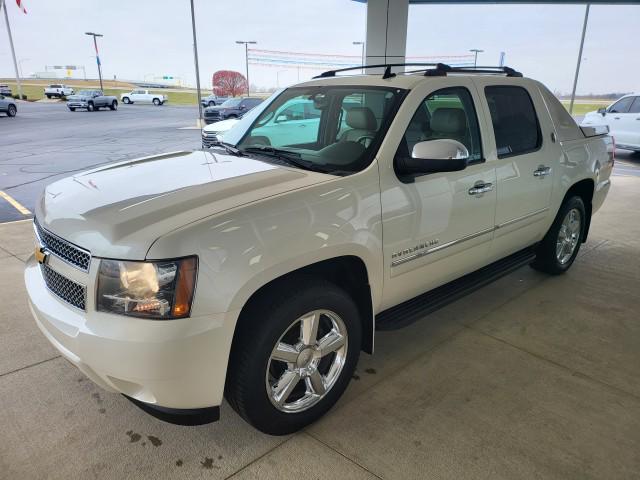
534,166,552,177
468,182,494,195
614,117,621,120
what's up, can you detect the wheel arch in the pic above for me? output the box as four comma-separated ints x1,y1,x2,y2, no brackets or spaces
232,255,375,355
563,178,594,242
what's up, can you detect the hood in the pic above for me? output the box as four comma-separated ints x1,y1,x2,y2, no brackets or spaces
67,94,90,101
203,118,239,133
37,150,332,259
205,105,226,112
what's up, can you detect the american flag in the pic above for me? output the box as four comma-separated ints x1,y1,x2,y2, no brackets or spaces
16,0,26,14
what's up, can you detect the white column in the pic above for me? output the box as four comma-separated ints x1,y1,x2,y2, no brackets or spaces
365,0,409,66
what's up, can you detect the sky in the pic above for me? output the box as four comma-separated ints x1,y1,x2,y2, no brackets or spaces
0,0,638,95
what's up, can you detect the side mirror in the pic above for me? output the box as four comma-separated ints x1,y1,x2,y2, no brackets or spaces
397,139,469,175
239,105,246,110
597,107,607,116
275,114,288,123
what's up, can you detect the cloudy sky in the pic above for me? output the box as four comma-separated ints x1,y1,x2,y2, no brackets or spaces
0,0,637,95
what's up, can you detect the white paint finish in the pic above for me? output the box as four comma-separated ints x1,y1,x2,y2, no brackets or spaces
581,95,640,150
365,0,409,65
120,89,166,104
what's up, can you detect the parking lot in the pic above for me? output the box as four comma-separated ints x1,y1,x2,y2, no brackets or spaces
1,101,639,479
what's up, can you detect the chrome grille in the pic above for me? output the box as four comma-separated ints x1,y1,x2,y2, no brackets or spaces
34,219,91,272
40,263,86,310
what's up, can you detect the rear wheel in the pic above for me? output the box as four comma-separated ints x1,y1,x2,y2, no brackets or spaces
46,95,51,99
531,196,585,275
109,100,118,111
7,104,16,117
226,277,361,435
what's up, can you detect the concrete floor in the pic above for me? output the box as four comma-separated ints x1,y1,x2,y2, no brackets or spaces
0,177,639,479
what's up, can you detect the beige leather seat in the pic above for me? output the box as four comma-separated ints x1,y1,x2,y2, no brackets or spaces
429,108,469,147
340,107,378,144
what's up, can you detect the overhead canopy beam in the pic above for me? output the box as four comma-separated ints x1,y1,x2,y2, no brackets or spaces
365,0,409,66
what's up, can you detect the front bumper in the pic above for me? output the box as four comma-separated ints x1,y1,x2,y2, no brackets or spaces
67,101,88,109
25,255,239,415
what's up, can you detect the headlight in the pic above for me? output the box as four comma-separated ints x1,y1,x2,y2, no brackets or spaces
97,257,197,319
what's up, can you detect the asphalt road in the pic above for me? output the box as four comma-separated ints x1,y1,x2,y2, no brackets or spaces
1,102,639,223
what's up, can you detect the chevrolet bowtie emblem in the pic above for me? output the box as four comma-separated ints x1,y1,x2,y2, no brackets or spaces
35,247,49,265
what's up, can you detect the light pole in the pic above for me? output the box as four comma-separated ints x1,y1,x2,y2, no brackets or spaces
236,40,256,95
353,41,365,72
189,0,204,127
18,58,29,78
85,32,104,90
276,70,286,88
469,48,483,68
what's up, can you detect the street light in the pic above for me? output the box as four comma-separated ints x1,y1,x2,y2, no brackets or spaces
85,32,104,90
469,49,483,68
236,40,257,95
18,58,29,78
353,41,365,72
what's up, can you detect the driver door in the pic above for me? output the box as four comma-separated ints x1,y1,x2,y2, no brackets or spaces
378,78,497,309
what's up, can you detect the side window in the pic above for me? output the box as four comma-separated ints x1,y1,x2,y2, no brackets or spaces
277,102,305,121
398,87,483,162
485,86,541,158
627,97,640,114
609,96,633,113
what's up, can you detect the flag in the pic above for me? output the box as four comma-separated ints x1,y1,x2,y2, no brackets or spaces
15,0,26,14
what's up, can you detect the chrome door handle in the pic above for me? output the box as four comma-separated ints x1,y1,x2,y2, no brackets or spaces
468,182,494,195
534,166,552,177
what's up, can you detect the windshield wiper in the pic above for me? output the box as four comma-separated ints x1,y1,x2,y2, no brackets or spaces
242,146,325,172
211,141,245,157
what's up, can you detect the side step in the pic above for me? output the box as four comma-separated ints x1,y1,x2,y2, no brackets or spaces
375,247,537,331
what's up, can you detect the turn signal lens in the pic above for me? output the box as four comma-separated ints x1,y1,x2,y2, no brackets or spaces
97,257,198,319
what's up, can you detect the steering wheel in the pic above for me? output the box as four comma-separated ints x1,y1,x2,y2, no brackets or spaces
355,135,375,148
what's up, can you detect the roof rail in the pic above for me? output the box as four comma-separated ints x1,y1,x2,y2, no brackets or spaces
314,63,523,79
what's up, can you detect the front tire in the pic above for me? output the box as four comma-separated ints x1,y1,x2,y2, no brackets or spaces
109,100,118,111
153,98,160,106
531,196,585,275
208,101,215,107
68,107,76,112
87,102,95,112
226,277,361,435
122,97,130,104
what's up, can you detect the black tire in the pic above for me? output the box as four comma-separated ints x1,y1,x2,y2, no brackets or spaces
109,100,118,111
87,102,95,112
531,196,586,275
46,95,51,99
226,276,362,435
122,97,130,104
7,104,17,117
68,107,76,112
208,101,215,107
153,98,160,106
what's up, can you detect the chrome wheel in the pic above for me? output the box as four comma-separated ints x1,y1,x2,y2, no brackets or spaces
556,208,581,265
266,309,348,413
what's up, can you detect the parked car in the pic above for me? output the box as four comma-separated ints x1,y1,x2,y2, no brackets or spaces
67,90,118,111
0,95,17,117
0,84,12,96
26,65,613,435
581,93,640,152
121,89,167,106
44,84,74,98
203,97,262,124
201,118,240,147
201,94,229,107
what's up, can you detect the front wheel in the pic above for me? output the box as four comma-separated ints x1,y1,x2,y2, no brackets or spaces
153,98,160,106
531,196,585,275
87,102,95,112
226,277,361,435
68,107,76,112
208,101,215,107
122,97,130,104
109,100,118,111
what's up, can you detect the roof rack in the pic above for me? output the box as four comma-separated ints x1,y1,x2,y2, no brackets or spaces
314,63,522,79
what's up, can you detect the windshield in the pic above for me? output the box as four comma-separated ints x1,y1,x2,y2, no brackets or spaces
236,85,404,174
220,90,284,144
221,98,241,108
77,90,94,96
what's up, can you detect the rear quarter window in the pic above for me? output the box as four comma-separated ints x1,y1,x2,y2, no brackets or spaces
485,85,541,158
538,85,583,142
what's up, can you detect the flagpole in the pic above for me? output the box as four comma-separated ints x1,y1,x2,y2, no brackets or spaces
0,0,24,100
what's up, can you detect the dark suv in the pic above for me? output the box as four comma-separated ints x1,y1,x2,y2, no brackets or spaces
203,97,263,124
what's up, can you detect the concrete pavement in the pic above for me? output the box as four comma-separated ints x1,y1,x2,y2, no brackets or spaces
0,178,639,479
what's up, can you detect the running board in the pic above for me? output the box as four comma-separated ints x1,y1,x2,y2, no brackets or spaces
375,247,537,331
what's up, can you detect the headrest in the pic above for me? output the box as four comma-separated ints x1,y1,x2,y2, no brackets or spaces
430,108,466,134
346,107,377,131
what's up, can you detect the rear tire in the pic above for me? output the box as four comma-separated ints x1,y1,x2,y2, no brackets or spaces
226,276,361,435
46,95,51,99
7,105,16,117
109,100,118,111
531,196,585,275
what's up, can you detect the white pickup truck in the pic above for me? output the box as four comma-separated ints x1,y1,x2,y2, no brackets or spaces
581,93,640,152
25,64,613,435
44,84,74,98
121,89,167,106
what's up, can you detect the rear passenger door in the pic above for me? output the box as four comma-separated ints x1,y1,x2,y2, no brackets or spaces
474,79,555,256
617,96,640,148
